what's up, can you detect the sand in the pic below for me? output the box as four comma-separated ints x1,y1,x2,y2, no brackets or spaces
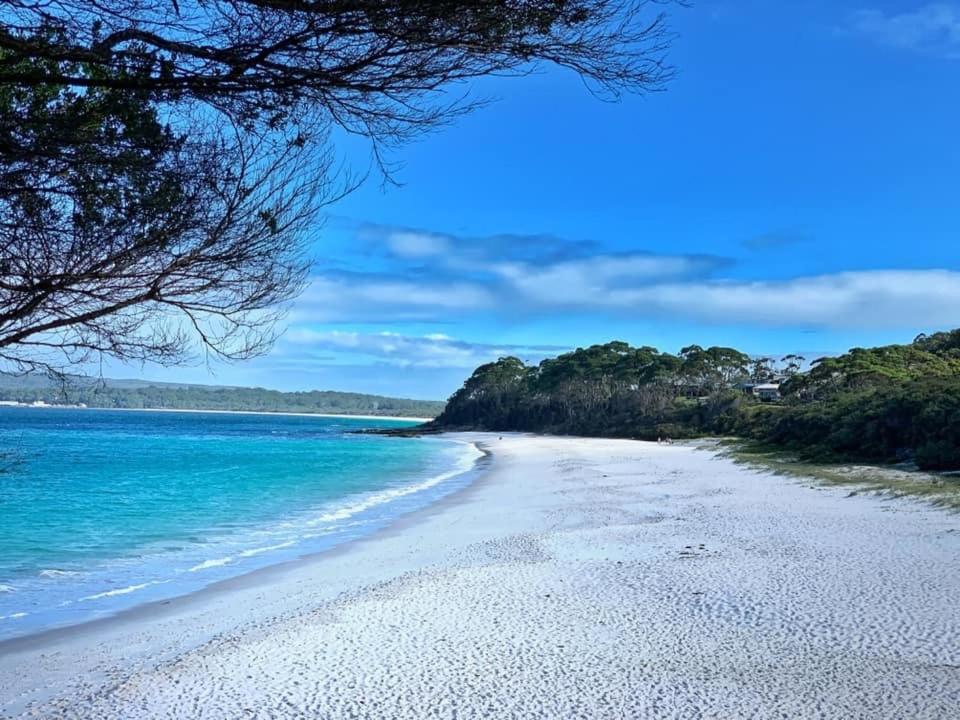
1,434,958,719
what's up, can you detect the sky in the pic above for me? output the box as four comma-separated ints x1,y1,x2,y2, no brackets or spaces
111,1,960,399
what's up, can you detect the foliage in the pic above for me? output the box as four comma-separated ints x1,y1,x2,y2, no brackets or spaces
913,329,960,359
0,1,678,374
0,1,676,149
435,341,754,437
723,443,960,510
0,32,330,373
783,338,960,399
431,330,960,470
747,377,960,470
0,375,443,418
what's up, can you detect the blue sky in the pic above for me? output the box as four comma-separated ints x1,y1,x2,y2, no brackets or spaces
121,1,960,398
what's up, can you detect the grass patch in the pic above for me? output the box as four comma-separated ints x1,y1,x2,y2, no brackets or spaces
716,439,960,511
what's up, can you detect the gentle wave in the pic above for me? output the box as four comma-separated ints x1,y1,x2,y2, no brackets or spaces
188,557,234,572
79,580,168,602
238,540,296,558
39,569,81,578
179,444,481,574
306,444,481,527
0,438,482,638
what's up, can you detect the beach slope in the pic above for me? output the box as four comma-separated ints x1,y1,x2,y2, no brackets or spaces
2,434,958,719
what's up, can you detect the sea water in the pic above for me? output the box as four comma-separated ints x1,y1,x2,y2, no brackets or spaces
0,407,480,640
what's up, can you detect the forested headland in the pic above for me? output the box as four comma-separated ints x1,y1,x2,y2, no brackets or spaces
426,330,960,471
0,376,444,419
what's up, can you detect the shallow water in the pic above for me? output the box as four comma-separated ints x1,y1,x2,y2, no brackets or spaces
0,407,478,639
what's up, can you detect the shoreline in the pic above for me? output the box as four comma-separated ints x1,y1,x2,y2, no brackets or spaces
0,404,433,423
0,436,483,648
0,441,492,659
2,434,958,718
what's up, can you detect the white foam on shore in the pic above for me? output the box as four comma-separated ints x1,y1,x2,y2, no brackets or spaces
39,569,81,579
79,580,168,602
306,441,483,526
189,442,480,570
188,557,233,572
0,440,482,637
238,541,296,558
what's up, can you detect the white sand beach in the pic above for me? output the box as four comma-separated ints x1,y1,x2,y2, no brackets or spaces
1,434,958,719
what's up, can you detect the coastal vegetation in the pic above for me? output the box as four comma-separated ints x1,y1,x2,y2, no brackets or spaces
722,442,960,511
428,329,960,471
0,376,442,418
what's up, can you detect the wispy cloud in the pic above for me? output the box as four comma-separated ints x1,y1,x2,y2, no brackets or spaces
290,272,496,323
381,230,452,259
597,270,960,329
357,222,604,266
850,4,960,58
492,254,726,306
296,223,960,330
281,330,566,368
305,222,730,322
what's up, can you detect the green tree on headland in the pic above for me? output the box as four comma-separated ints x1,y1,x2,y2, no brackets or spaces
0,375,444,418
429,330,960,471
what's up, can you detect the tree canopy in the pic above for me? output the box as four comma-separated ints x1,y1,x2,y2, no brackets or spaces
0,1,675,144
0,48,327,373
435,341,754,435
0,373,444,417
429,330,960,471
783,336,960,399
0,0,678,374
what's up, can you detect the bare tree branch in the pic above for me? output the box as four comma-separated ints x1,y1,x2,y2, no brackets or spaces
0,0,679,375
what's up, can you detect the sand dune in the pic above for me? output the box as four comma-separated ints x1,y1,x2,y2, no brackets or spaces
2,434,958,719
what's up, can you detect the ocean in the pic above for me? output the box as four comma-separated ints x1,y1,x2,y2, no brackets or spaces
0,407,480,640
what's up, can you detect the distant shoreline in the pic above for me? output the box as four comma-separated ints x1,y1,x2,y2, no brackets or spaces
0,404,433,423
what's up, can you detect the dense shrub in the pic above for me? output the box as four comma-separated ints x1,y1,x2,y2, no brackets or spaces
431,334,960,470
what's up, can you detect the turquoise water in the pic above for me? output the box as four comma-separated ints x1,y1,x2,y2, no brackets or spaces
0,408,478,640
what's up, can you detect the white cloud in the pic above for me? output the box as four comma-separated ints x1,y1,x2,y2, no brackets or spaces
495,264,960,329
385,230,450,258
296,222,960,332
291,276,495,322
492,254,722,303
851,4,960,57
292,251,718,323
291,267,960,331
359,222,601,266
282,330,563,368
603,270,960,329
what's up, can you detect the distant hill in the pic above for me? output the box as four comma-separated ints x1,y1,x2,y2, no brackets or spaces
0,375,444,418
0,374,242,391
